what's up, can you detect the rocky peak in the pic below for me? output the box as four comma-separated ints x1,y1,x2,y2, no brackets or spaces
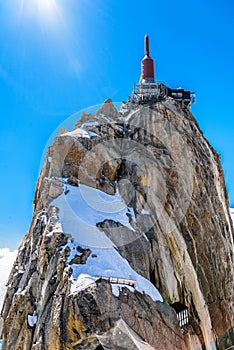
1,99,234,350
96,98,119,119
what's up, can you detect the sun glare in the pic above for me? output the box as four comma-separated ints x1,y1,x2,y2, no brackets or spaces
16,0,59,24
36,0,57,16
11,0,83,81
35,0,58,23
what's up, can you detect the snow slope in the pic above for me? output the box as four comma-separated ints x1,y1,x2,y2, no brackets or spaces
52,183,135,248
68,241,163,302
0,248,17,311
52,182,163,302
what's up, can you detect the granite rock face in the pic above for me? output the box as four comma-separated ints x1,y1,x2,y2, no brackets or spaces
1,98,234,350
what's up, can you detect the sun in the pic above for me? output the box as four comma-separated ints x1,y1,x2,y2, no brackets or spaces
35,0,58,20
16,0,59,24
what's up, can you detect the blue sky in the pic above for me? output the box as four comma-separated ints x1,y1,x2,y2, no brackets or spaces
0,0,233,249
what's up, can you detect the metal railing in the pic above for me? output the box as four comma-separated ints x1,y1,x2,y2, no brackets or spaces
95,276,136,287
129,82,195,106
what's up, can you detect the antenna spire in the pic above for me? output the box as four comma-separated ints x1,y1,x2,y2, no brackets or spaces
141,34,155,83
145,34,150,56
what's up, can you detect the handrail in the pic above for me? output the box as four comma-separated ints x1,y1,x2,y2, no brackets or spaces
94,276,136,287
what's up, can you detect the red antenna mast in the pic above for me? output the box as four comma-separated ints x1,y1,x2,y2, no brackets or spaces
141,34,155,83
145,34,150,56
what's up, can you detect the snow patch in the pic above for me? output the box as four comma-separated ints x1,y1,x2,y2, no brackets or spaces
70,274,97,294
141,209,150,215
61,128,90,139
46,222,62,236
15,288,23,295
0,248,17,311
52,182,162,303
97,113,115,123
82,122,100,127
69,242,162,302
51,183,135,248
87,130,99,138
27,313,37,327
82,121,100,127
111,284,134,297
